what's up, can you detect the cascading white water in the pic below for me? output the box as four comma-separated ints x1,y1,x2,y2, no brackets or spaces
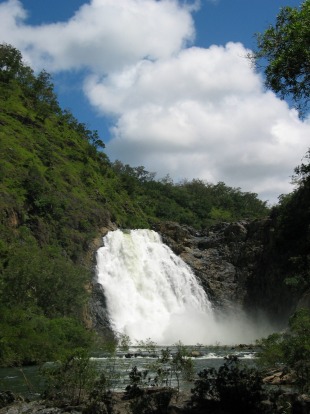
96,229,272,345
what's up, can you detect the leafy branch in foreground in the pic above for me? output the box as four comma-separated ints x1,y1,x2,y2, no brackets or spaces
250,0,310,118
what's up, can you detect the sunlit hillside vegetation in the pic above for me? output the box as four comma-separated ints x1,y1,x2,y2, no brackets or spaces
1,43,309,366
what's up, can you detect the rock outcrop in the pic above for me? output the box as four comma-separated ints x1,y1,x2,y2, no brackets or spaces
90,218,307,337
88,222,118,341
154,219,301,326
154,221,268,311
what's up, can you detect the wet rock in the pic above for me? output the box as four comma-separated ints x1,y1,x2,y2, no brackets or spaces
89,282,115,341
0,391,17,408
191,351,203,357
154,217,308,326
155,220,266,314
263,371,296,385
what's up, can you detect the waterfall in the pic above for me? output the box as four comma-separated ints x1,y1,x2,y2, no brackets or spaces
96,229,271,345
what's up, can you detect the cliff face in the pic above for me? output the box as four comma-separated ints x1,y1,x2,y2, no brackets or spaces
88,223,118,342
90,216,309,338
155,220,306,327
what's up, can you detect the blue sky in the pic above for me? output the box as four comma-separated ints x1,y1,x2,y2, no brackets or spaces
0,0,309,203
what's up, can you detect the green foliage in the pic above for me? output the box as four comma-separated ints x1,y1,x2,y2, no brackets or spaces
258,308,310,393
125,366,175,414
84,373,118,414
188,356,266,414
271,148,310,296
293,147,310,184
0,43,269,366
124,366,149,399
123,342,194,399
117,333,132,352
1,242,90,317
0,308,93,366
170,342,195,393
42,349,97,405
252,0,310,117
128,388,174,414
0,43,151,365
112,162,269,229
0,43,33,85
249,147,310,320
257,333,285,368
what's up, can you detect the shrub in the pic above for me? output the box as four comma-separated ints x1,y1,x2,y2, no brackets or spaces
258,308,310,393
41,349,97,406
83,373,118,414
188,356,266,414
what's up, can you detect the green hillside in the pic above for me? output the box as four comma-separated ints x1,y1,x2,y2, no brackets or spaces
0,44,271,366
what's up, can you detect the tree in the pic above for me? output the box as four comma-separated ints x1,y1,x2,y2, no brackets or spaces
0,43,35,88
251,0,310,117
258,308,310,393
32,69,60,117
0,43,25,81
188,356,266,414
293,148,310,184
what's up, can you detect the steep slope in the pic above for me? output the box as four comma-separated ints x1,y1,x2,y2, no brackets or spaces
0,45,149,365
0,44,271,364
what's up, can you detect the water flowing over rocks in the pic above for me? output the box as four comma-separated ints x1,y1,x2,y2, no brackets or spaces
154,220,268,312
89,218,307,340
154,219,300,326
94,229,215,344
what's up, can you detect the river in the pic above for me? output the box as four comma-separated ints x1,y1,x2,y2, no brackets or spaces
0,345,257,397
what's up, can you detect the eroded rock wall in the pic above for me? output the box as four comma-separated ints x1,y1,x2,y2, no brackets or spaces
90,219,307,338
155,219,298,326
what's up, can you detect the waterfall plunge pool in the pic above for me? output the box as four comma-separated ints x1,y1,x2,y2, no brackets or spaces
96,229,274,346
0,229,267,397
0,345,258,397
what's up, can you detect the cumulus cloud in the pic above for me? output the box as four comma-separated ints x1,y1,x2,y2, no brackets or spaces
85,43,310,202
0,0,309,203
0,0,194,72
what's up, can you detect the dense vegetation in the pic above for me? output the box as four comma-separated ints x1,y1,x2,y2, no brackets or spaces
271,148,310,293
0,43,149,366
258,308,310,393
111,162,269,227
242,147,310,323
247,0,310,321
1,0,310,410
18,326,310,413
0,43,270,366
0,31,309,364
251,0,310,117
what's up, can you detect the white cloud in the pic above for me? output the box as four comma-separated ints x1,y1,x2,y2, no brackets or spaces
0,0,309,203
0,0,194,72
85,43,310,203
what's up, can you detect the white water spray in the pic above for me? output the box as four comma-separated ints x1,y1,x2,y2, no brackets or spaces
96,229,272,345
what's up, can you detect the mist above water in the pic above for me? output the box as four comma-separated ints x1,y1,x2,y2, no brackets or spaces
96,229,273,345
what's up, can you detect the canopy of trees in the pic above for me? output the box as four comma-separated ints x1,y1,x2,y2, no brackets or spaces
252,0,310,117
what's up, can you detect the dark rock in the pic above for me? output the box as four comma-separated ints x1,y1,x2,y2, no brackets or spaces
223,222,247,242
297,289,310,311
90,217,307,338
89,282,115,341
155,219,300,324
0,391,17,408
155,220,262,313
